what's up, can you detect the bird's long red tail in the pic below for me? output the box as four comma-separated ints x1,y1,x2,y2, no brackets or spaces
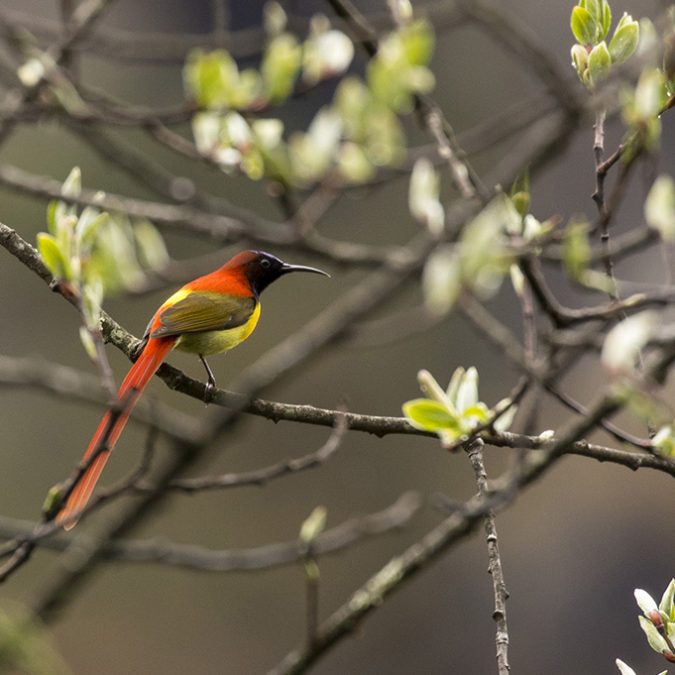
58,337,175,529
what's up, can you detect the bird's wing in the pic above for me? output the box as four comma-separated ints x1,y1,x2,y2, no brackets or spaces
150,293,256,338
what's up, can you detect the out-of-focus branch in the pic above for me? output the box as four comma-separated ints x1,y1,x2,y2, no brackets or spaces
0,492,421,573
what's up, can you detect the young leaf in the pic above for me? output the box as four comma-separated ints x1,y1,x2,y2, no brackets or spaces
134,220,170,271
79,326,98,361
638,615,670,654
61,166,81,198
402,399,459,433
409,158,444,235
609,14,639,65
446,367,465,407
299,505,327,543
422,245,461,315
563,217,591,280
455,366,479,413
571,6,597,46
602,311,658,373
587,41,611,85
645,175,675,241
36,233,68,280
660,579,675,617
76,210,108,251
264,1,287,36
261,33,302,103
600,0,611,40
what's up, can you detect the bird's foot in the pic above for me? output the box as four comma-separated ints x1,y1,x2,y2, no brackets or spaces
204,379,217,405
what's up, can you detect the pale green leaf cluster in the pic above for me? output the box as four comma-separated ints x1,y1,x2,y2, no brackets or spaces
615,658,667,675
622,68,669,156
185,5,434,187
601,310,658,374
651,424,675,458
36,168,169,357
506,171,556,244
402,367,517,448
570,0,639,87
366,19,435,113
37,168,106,325
422,195,519,314
645,175,675,241
634,581,675,662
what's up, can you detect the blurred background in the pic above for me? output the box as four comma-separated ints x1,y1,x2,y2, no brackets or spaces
0,0,674,673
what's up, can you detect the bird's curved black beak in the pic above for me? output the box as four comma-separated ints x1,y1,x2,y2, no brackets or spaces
281,262,330,278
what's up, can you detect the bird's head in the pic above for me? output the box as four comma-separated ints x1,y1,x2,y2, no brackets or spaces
226,250,329,296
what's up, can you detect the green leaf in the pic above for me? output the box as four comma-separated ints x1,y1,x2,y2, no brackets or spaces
402,399,460,433
509,263,525,298
184,49,243,109
422,244,461,315
76,210,108,251
81,278,103,329
299,505,327,543
456,366,479,412
587,41,611,85
399,19,435,66
493,402,518,432
602,310,658,373
651,425,675,457
645,175,675,241
303,28,354,84
664,29,675,95
461,404,490,424
571,6,597,46
61,166,81,198
510,170,530,218
634,68,666,119
660,579,675,617
570,44,589,81
446,367,465,406
638,615,670,654
263,1,287,36
409,158,444,235
336,142,374,183
563,217,591,280
609,16,639,65
367,23,436,112
614,659,637,675
134,220,170,271
289,107,342,184
79,326,98,361
459,194,514,297
46,200,60,234
600,0,611,40
418,369,456,411
261,33,302,103
36,232,69,280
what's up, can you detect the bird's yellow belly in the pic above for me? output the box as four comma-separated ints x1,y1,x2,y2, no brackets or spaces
174,302,261,356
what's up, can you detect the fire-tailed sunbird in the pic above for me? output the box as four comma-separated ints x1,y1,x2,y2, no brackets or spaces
58,250,329,528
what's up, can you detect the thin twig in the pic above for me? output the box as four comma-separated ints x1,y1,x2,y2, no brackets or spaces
0,493,421,574
465,440,510,675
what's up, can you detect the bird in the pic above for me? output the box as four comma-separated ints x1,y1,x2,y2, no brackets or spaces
57,250,329,529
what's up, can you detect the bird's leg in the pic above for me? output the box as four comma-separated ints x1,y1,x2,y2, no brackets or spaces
199,354,217,403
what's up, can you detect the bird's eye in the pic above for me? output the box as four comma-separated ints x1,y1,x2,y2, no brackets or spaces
260,258,271,269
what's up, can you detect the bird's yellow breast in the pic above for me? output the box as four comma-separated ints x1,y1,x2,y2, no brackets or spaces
174,302,261,356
